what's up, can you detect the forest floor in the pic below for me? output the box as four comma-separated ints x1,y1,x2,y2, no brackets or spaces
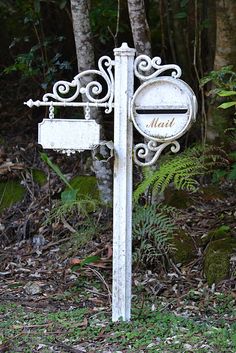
0,90,236,352
0,193,236,353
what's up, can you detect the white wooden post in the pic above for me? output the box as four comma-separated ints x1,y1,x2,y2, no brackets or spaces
112,43,136,322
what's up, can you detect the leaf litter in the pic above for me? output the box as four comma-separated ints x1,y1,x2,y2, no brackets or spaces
0,130,236,351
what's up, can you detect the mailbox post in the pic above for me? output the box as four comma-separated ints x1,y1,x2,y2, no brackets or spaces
24,43,197,322
112,44,135,321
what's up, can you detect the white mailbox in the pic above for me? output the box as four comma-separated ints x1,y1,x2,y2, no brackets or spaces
131,77,197,142
38,119,100,151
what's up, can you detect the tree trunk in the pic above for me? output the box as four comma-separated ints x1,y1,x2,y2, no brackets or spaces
207,0,236,141
205,0,216,72
127,0,152,57
171,0,191,79
214,0,236,70
70,0,113,204
127,0,155,201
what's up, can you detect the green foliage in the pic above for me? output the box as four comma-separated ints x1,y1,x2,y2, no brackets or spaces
212,151,236,182
200,66,236,116
218,89,236,110
60,219,101,256
228,162,236,180
204,237,236,285
172,229,196,264
134,145,228,203
200,65,236,93
1,296,236,353
0,180,25,213
90,0,128,45
31,168,47,186
2,0,71,89
61,176,101,212
4,48,71,89
201,66,236,180
46,195,101,225
132,204,177,268
69,175,100,201
204,225,231,244
201,66,236,135
174,0,189,20
71,255,101,271
40,153,101,206
217,89,236,146
40,152,72,189
41,153,102,225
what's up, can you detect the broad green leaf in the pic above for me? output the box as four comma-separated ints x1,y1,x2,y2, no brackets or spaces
61,189,77,204
0,180,25,213
71,256,100,271
79,255,100,267
218,90,236,97
69,176,100,199
199,76,212,87
31,169,47,186
174,12,187,19
218,101,236,109
40,152,72,189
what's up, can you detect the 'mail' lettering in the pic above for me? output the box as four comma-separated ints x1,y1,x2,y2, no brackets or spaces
146,117,175,128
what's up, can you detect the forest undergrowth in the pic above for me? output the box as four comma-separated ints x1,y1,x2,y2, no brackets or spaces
0,80,236,352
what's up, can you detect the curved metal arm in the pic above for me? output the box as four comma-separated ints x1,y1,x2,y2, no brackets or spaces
25,56,115,114
134,140,180,166
134,55,182,81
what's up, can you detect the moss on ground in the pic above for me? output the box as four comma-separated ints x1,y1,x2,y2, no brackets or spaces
164,189,193,209
31,168,47,186
0,179,25,213
69,175,100,200
203,237,236,285
172,229,196,264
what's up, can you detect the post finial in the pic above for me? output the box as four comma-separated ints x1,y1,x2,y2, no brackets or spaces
114,42,136,56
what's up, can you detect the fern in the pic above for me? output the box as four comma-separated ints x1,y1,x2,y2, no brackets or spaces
132,204,177,267
45,193,101,225
134,145,228,202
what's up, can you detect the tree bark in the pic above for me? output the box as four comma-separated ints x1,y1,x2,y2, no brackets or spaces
207,0,236,142
214,0,236,70
127,0,152,57
70,0,95,85
205,0,216,72
70,0,113,204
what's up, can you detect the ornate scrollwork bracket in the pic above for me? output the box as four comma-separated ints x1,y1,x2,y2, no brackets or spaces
134,55,182,81
133,140,180,167
24,56,114,114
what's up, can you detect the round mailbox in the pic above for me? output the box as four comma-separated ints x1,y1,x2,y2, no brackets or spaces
131,77,197,142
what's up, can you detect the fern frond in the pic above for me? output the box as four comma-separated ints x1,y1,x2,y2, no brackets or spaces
133,204,177,267
133,145,228,202
45,193,101,225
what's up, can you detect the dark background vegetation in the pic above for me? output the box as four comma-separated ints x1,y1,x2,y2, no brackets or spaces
0,1,236,352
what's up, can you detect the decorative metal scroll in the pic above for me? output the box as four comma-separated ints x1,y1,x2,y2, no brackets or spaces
25,56,114,114
134,55,182,81
133,140,180,167
24,48,196,164
132,54,196,167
